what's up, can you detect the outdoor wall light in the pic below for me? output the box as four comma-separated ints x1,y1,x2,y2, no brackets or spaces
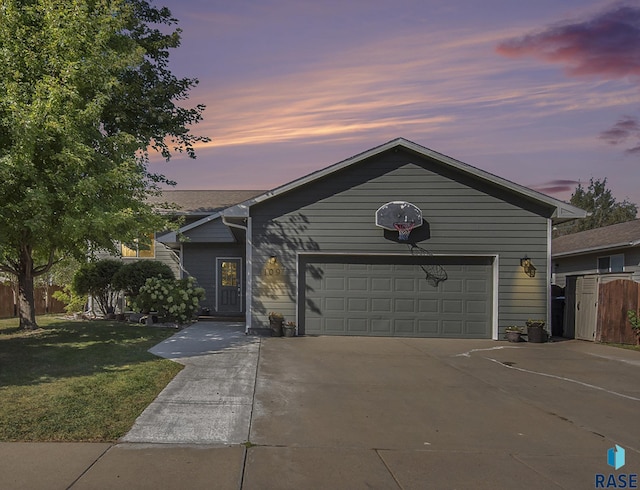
268,256,278,265
520,256,536,278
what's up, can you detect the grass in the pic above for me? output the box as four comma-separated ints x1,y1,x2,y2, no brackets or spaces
605,342,640,352
0,315,183,442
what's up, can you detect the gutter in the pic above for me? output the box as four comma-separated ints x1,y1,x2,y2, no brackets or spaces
221,215,252,334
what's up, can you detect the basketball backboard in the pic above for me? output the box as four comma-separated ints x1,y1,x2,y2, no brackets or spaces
375,201,423,240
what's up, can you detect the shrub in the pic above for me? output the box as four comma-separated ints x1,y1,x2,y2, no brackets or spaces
52,285,88,315
135,276,205,325
72,260,123,315
112,260,175,298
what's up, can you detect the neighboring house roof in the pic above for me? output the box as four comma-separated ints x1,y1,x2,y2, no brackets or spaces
552,219,640,257
148,190,266,216
222,138,587,223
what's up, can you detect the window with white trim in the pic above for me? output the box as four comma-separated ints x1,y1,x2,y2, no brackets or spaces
597,254,624,273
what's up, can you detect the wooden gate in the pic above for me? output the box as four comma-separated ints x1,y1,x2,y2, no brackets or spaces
597,280,640,345
575,276,599,341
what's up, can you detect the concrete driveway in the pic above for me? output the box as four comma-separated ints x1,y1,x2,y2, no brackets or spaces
245,336,640,489
5,325,640,489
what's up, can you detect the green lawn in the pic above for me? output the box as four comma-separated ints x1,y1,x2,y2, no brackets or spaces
0,316,183,442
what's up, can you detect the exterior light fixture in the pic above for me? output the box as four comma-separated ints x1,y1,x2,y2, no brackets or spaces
520,256,536,278
268,256,277,264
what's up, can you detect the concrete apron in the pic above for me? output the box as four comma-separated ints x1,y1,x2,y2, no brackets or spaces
121,322,259,445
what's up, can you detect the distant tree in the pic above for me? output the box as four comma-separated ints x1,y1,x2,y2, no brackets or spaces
0,1,207,329
112,260,175,299
555,178,637,236
72,260,124,315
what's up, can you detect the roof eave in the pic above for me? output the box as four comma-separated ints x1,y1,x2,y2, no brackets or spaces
221,138,589,221
553,241,640,258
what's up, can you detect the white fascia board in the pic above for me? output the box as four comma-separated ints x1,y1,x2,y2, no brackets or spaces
222,204,250,218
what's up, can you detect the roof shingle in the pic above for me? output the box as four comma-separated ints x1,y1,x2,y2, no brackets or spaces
552,219,640,256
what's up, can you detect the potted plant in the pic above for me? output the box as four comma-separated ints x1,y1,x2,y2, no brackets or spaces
269,312,284,337
505,326,523,343
526,319,546,343
283,321,296,337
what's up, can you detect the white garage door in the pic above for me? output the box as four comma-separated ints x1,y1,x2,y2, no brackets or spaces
302,255,493,338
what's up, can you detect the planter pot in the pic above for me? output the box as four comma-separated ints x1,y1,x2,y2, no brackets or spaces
527,325,547,343
506,331,522,343
270,319,283,337
283,326,296,337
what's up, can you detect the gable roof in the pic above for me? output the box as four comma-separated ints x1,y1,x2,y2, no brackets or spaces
552,219,640,257
222,138,587,223
148,190,265,216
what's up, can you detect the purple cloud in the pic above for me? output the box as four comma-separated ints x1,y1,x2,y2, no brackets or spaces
496,4,640,79
530,179,579,195
600,116,640,154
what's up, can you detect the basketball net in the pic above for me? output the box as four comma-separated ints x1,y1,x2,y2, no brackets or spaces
407,244,448,287
393,222,415,241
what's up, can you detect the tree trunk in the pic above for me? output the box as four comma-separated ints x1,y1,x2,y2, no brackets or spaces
18,246,38,330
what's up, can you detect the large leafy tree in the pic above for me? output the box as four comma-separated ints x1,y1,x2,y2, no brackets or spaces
0,0,207,329
555,178,637,236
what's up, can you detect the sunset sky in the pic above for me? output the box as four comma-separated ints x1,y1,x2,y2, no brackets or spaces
152,0,640,206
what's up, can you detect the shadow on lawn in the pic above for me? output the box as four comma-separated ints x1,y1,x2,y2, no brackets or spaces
0,320,177,387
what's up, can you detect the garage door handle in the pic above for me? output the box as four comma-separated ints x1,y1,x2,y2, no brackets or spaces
577,301,580,310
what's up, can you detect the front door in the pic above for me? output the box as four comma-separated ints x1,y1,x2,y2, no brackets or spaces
217,258,242,313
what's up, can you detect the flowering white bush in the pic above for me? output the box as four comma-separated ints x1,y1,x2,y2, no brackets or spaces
135,276,205,325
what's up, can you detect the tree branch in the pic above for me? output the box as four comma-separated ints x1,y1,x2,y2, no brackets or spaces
33,250,60,277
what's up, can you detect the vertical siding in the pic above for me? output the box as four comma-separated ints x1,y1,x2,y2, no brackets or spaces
250,150,552,332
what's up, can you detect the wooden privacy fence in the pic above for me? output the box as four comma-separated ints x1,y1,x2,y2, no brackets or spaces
596,279,640,345
0,284,66,318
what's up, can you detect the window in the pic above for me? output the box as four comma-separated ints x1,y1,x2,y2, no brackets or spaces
121,234,155,258
597,254,624,273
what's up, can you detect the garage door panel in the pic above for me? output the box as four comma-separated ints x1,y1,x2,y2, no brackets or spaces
442,320,463,334
443,279,463,293
395,278,416,291
467,279,488,293
371,278,392,291
326,297,345,311
348,298,368,311
348,277,368,290
303,257,492,338
419,299,438,313
467,300,488,314
371,319,392,333
394,319,415,334
347,318,368,332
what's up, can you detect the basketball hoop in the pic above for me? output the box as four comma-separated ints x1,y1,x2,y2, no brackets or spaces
393,222,415,241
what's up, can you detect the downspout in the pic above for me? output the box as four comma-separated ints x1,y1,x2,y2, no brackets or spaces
547,218,553,337
222,215,251,334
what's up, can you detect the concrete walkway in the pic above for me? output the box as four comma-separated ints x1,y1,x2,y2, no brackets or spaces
122,322,260,445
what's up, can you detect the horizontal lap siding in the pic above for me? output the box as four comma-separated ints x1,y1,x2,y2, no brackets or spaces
182,244,245,313
250,150,549,330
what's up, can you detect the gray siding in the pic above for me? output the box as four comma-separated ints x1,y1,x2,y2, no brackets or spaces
96,239,181,278
182,243,245,313
183,218,236,243
249,149,552,334
553,246,640,287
